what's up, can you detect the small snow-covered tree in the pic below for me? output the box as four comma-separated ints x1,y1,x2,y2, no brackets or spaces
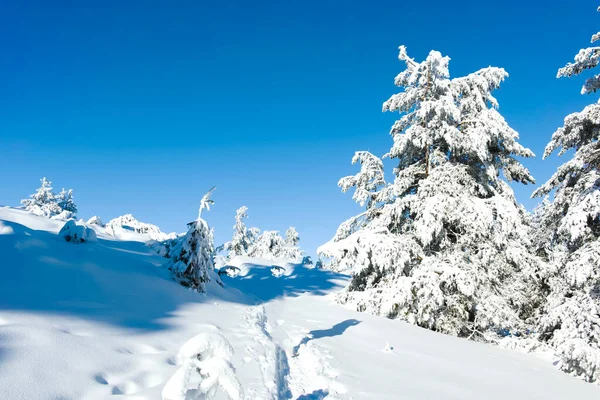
285,226,299,246
320,46,541,340
224,206,254,260
247,228,304,261
166,188,218,292
56,188,78,218
162,332,243,400
21,178,78,219
531,6,600,382
248,230,286,259
21,177,62,217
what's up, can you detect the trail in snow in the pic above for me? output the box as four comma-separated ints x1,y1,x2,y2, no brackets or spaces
242,305,291,400
264,306,348,400
229,259,350,400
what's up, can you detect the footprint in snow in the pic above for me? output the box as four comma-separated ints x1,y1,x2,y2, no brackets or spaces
165,355,178,365
93,373,109,385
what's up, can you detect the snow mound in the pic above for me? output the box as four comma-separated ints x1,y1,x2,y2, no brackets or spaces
0,221,13,235
163,332,242,400
86,215,104,226
58,220,97,244
104,214,178,242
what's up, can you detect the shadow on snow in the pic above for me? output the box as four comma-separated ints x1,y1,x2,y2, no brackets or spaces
0,219,348,334
292,319,361,355
218,260,348,305
0,219,207,332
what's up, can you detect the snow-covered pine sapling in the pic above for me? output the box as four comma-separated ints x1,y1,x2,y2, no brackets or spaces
20,177,62,218
166,188,217,292
224,206,253,260
531,4,600,383
285,226,299,246
55,188,78,218
162,332,243,400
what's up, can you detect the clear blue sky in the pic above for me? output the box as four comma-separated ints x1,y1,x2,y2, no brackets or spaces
1,0,598,255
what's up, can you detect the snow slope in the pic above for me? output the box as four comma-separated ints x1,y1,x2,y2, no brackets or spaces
0,207,599,399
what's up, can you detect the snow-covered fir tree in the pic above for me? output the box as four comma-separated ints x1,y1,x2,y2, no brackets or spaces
56,188,78,218
531,7,600,382
21,177,62,218
223,206,254,260
285,226,299,246
247,230,286,259
166,188,219,292
319,46,542,340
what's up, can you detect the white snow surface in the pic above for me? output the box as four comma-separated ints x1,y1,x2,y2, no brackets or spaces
0,206,599,399
104,213,179,242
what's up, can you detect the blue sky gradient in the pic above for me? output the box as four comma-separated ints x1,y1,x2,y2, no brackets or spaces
1,0,599,254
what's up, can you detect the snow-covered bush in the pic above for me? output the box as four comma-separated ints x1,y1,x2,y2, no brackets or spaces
531,6,600,382
21,177,76,218
148,236,181,258
165,188,220,292
319,45,542,341
218,266,241,278
247,230,284,258
247,229,304,261
58,220,97,244
302,255,314,267
162,332,243,400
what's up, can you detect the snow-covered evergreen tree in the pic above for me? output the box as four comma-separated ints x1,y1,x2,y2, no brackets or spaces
166,188,218,292
285,226,299,246
56,188,78,218
247,230,286,259
246,228,304,261
20,177,62,217
224,206,254,260
531,7,600,382
319,46,541,340
21,178,78,219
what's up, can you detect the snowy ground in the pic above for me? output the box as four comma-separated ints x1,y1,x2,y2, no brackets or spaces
1,207,599,399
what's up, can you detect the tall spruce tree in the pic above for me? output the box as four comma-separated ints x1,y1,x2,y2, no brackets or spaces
319,46,541,340
532,6,600,383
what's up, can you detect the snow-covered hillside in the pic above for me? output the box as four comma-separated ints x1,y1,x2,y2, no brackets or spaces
1,207,599,399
